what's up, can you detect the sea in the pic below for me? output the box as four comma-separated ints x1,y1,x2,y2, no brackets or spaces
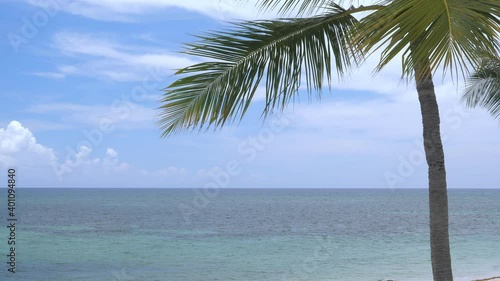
0,188,498,281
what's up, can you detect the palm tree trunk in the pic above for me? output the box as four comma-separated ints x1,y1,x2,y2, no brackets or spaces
415,63,453,281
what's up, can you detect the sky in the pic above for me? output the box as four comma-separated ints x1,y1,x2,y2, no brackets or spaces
0,0,499,188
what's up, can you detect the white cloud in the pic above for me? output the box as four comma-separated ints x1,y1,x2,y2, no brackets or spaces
0,121,57,167
53,143,193,186
26,0,281,22
139,94,161,102
335,53,406,95
0,121,196,187
36,32,198,82
276,81,482,153
106,148,118,158
8,119,75,132
32,72,66,79
10,0,500,189
132,32,158,42
141,166,188,177
228,81,500,188
61,145,129,173
197,166,224,178
27,102,156,130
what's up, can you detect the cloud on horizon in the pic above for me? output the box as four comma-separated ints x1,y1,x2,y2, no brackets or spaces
0,121,193,187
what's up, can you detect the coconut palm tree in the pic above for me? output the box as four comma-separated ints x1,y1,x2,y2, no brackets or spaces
159,1,500,280
462,54,500,119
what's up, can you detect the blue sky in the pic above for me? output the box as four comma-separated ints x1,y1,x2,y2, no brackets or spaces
1,0,499,188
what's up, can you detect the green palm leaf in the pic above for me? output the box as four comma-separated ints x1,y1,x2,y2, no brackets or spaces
158,2,500,280
248,0,350,15
354,0,500,79
159,5,358,136
462,54,500,119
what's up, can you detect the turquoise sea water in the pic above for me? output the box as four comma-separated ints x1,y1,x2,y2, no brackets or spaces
0,188,499,281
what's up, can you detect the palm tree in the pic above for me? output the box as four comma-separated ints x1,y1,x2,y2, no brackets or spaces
462,54,500,119
159,1,500,280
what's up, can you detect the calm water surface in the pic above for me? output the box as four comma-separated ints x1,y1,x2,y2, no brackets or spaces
0,188,498,281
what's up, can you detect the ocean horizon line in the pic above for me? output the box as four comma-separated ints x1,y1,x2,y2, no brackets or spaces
9,187,500,190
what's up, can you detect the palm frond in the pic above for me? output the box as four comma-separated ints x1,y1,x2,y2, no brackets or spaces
462,54,500,120
243,0,352,16
159,5,358,136
354,0,500,80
